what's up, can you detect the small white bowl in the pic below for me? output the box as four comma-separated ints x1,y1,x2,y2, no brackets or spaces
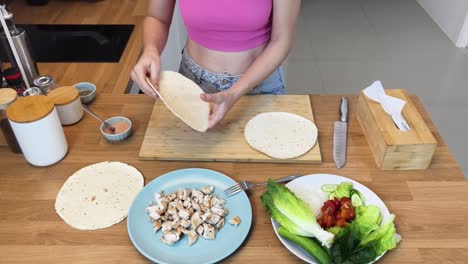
100,116,132,142
74,82,97,104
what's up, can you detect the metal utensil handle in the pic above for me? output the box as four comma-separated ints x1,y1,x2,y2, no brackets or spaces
82,104,106,123
82,104,115,132
340,97,348,123
256,174,303,186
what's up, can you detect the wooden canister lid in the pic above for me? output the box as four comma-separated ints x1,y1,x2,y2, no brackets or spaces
47,86,80,106
7,95,54,123
0,88,17,109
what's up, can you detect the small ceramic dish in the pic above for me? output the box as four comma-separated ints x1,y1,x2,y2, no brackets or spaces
74,82,97,104
100,116,132,142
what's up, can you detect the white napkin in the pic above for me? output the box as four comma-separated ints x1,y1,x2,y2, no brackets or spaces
363,81,410,131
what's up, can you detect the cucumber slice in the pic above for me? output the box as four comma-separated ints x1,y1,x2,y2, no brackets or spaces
351,193,363,207
350,189,366,206
321,184,338,193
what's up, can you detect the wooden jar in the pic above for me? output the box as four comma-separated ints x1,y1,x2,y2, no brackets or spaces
47,86,83,125
356,89,437,170
7,95,68,166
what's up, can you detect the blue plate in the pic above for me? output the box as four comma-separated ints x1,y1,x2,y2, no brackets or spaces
127,168,252,264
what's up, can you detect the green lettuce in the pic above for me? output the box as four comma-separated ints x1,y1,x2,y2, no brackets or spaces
330,205,401,263
261,179,334,248
330,182,353,199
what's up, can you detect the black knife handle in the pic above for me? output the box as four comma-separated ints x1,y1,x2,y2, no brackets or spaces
340,97,348,122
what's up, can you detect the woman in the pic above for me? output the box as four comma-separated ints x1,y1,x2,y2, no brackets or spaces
132,0,300,129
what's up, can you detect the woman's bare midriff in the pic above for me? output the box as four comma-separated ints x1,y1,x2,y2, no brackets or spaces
185,39,266,75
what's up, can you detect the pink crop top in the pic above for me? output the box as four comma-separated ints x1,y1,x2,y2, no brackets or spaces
179,0,272,52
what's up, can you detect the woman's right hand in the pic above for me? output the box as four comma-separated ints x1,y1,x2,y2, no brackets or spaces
131,47,160,99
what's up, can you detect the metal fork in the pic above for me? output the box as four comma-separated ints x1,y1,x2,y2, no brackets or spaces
224,174,303,197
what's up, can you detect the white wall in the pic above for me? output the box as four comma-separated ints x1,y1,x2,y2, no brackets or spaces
417,0,468,47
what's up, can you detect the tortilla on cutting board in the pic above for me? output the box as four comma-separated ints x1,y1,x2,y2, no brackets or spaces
55,161,144,230
147,71,210,132
244,112,318,159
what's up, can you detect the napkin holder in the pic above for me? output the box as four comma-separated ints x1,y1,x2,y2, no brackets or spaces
357,89,437,170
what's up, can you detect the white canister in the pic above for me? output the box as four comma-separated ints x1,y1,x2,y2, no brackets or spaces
47,86,84,125
7,95,68,166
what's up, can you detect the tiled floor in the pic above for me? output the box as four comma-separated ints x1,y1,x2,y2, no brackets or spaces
285,0,468,178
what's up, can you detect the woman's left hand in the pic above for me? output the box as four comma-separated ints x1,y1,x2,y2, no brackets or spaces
200,91,240,129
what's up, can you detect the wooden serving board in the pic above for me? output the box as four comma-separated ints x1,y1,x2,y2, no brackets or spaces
139,95,322,163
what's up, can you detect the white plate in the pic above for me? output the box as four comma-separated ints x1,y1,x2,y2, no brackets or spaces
271,174,391,263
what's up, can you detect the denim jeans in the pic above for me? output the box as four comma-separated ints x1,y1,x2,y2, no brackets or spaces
178,49,286,95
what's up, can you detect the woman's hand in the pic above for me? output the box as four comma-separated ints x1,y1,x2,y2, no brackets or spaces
131,47,160,99
200,91,240,129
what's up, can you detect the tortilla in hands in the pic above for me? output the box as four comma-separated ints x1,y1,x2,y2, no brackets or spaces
146,71,210,132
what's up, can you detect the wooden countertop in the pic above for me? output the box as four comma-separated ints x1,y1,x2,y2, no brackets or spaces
0,94,467,263
4,2,468,262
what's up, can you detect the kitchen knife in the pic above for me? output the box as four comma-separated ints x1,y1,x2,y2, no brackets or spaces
333,97,348,168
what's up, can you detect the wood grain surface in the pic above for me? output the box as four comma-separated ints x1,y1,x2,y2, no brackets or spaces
0,94,467,263
140,95,322,163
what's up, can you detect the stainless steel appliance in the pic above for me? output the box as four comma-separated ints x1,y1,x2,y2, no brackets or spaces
0,6,39,86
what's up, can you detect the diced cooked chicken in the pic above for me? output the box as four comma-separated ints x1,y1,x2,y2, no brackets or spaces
183,199,191,209
188,230,198,246
160,214,169,221
191,201,201,211
147,205,161,221
201,211,213,222
168,192,177,201
207,214,221,225
196,225,204,236
153,220,162,232
211,206,228,217
211,196,225,207
147,186,229,246
167,206,177,216
178,208,191,220
171,219,180,229
191,189,204,203
161,221,173,232
202,223,215,240
176,202,185,212
180,219,191,228
229,216,241,227
160,231,180,245
181,189,191,201
157,201,168,213
180,227,189,235
201,185,214,195
160,196,170,204
203,195,212,207
200,204,210,213
191,211,203,229
187,207,194,216
174,226,182,237
216,218,225,230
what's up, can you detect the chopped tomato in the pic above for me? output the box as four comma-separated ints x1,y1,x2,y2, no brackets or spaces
317,196,356,229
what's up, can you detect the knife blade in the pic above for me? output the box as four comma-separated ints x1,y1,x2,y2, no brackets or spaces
333,97,348,168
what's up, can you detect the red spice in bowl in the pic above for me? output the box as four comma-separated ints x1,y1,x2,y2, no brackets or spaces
103,121,130,135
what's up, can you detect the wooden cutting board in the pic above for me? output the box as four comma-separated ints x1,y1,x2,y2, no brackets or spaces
139,95,322,163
